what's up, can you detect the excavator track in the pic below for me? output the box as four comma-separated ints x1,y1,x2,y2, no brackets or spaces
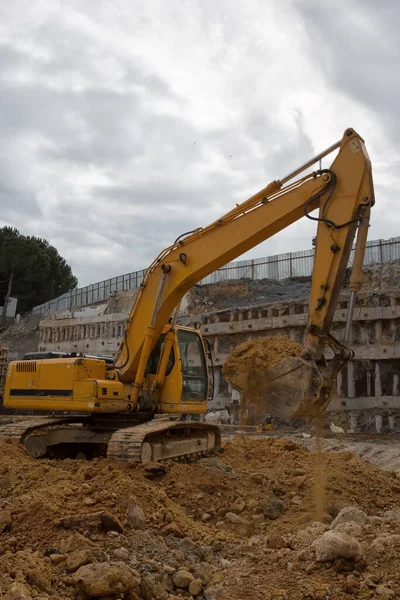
0,417,74,440
0,417,221,463
107,420,221,463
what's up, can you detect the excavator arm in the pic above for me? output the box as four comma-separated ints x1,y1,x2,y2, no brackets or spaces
112,128,373,418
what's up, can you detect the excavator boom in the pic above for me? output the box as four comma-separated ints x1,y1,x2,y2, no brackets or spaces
113,128,373,417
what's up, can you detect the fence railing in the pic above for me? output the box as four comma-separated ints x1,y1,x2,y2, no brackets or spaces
31,236,400,316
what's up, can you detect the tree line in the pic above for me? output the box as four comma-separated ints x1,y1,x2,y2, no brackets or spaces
0,227,78,324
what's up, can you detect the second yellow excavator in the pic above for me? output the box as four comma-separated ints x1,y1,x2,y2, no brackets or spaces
3,128,374,462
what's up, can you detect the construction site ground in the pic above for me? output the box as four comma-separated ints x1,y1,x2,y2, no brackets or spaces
0,418,400,600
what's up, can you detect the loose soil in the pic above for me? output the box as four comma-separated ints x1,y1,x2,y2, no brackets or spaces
222,336,303,424
0,435,400,599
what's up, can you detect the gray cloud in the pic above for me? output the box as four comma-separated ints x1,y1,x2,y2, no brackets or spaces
0,1,398,289
295,0,400,140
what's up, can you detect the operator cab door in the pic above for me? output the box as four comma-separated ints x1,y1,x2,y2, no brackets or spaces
157,328,209,414
177,329,208,402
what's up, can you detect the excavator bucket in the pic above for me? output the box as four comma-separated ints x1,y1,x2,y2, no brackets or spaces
222,337,332,420
258,356,325,418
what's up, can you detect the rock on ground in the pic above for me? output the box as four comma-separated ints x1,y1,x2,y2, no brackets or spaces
127,495,146,529
8,582,32,600
330,506,369,528
189,578,203,596
162,522,184,537
73,562,140,597
113,546,130,561
334,520,363,538
64,549,93,572
383,509,400,521
204,585,224,600
297,522,328,544
371,534,400,556
100,512,124,533
141,574,155,600
60,510,124,533
160,573,174,592
260,498,285,520
225,512,248,525
312,531,363,562
376,584,395,598
172,569,194,589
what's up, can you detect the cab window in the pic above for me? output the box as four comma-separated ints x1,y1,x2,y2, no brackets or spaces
146,335,174,375
177,329,208,401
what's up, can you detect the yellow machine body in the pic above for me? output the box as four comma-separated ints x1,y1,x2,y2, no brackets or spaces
5,358,125,413
4,326,210,416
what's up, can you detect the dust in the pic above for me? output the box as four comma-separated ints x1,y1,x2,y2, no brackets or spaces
1,435,400,599
222,336,302,424
222,336,339,532
313,416,326,522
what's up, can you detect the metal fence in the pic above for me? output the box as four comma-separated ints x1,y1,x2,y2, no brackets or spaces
31,269,147,316
200,237,400,284
31,236,400,316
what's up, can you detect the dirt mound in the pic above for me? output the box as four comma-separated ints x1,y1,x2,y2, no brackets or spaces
222,436,399,520
0,435,400,599
222,336,302,392
222,336,303,424
185,261,400,317
187,277,312,314
360,260,400,293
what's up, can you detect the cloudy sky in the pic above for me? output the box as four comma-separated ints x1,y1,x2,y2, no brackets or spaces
0,1,399,287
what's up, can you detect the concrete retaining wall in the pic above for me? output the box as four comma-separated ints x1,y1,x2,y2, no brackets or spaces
197,291,400,414
36,288,400,426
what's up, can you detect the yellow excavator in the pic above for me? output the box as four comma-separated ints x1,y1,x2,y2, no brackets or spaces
3,128,374,462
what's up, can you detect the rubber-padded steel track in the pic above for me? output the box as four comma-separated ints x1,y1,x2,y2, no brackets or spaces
107,420,221,462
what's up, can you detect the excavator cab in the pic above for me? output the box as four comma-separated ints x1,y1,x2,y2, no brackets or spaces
144,326,210,415
177,329,209,401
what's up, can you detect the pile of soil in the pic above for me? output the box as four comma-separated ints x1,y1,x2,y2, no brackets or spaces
222,337,302,393
186,277,312,315
0,435,400,599
185,261,400,317
222,336,303,424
